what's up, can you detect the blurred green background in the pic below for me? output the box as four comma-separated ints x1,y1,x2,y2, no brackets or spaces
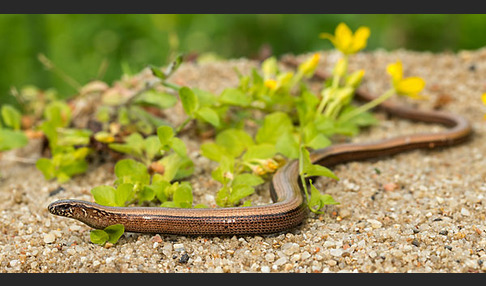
2,14,486,107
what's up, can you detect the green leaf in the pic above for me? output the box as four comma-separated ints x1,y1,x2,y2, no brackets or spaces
90,229,109,245
211,156,234,184
232,173,264,187
255,112,294,145
308,181,339,214
114,159,150,186
275,131,299,159
219,88,251,107
304,164,339,181
160,201,178,208
1,105,22,130
228,185,255,206
104,224,125,244
173,183,193,208
320,194,339,205
299,146,313,176
56,128,92,147
109,132,145,158
91,185,117,206
44,101,71,128
179,87,198,116
115,183,134,206
108,143,138,157
299,147,338,180
308,181,324,213
196,106,220,127
139,185,155,203
216,128,253,158
60,157,89,179
158,153,194,182
169,137,188,157
135,90,178,109
340,106,378,127
149,65,167,80
215,186,231,207
0,129,28,151
144,135,162,161
36,158,54,180
125,132,145,151
242,143,276,161
192,88,218,106
305,134,331,150
149,178,171,203
157,125,174,147
201,142,229,162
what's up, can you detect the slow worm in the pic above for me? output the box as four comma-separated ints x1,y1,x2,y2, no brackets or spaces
48,58,472,235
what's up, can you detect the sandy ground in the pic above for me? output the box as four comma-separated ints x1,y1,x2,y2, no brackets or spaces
1,48,486,273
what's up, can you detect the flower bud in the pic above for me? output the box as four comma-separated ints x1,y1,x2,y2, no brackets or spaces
345,69,365,88
262,57,278,79
332,58,348,78
298,53,321,77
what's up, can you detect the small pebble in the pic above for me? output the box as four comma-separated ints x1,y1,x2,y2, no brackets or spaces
367,219,383,229
173,243,185,252
330,249,343,257
43,232,56,244
412,239,420,247
179,253,190,264
274,257,287,266
264,253,275,262
383,183,398,191
261,265,270,273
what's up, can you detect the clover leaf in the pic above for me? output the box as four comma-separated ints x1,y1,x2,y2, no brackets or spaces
90,224,125,245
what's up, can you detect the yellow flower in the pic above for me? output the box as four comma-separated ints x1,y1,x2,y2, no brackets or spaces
320,22,370,55
386,61,426,99
298,53,321,77
264,79,278,91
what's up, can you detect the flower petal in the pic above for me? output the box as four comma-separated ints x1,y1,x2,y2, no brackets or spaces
386,61,403,84
334,23,353,52
350,26,370,53
396,77,426,96
482,93,486,105
319,32,336,46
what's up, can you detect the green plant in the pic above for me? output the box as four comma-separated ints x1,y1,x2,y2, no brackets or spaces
0,104,28,151
36,101,92,183
90,224,125,246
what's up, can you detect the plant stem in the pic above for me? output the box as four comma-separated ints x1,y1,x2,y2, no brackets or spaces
175,117,192,134
300,174,310,202
37,53,82,92
340,88,395,123
162,81,182,91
